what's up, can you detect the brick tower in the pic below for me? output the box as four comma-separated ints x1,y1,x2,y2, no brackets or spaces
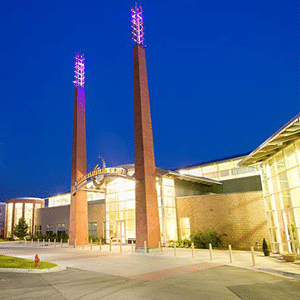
131,5,160,251
69,54,89,246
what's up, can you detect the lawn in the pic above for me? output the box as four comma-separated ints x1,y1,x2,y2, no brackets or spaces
0,255,57,269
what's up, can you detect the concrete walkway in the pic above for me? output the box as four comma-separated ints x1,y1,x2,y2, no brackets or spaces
1,242,300,299
0,242,299,279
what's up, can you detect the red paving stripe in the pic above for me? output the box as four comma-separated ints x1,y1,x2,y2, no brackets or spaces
129,263,222,281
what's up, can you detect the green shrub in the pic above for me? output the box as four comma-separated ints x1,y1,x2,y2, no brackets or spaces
191,229,221,249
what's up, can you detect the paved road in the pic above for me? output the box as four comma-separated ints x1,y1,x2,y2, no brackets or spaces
1,264,299,300
1,243,300,299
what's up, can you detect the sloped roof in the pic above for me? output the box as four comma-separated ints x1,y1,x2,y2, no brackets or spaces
240,113,300,166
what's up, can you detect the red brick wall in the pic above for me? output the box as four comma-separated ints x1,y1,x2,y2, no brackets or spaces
176,191,270,250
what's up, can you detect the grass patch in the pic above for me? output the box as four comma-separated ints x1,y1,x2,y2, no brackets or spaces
0,255,57,269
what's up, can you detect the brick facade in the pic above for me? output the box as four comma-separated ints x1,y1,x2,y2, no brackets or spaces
176,191,270,250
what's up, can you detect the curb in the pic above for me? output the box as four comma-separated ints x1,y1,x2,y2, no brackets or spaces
0,265,66,273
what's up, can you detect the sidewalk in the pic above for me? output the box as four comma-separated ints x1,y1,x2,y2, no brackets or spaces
0,242,299,279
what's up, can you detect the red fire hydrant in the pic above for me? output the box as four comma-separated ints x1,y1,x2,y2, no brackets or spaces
34,254,40,269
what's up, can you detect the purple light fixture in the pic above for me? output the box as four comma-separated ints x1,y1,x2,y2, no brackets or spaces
131,4,145,46
73,53,85,88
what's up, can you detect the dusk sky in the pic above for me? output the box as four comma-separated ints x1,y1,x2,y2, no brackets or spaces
0,0,298,201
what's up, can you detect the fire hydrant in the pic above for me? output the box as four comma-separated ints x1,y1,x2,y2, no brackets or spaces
34,254,40,269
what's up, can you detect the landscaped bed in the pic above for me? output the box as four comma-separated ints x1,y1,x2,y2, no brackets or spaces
0,255,57,269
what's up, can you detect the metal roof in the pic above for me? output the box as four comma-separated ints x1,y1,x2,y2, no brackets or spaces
240,113,300,166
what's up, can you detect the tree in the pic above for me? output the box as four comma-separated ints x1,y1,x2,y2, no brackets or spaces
13,217,28,240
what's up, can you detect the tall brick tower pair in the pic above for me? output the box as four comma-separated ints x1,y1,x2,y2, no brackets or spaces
69,5,160,250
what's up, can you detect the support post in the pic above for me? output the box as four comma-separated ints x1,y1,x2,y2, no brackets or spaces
99,239,101,251
144,240,147,254
61,239,63,248
251,246,256,266
192,242,195,258
109,239,112,251
48,239,50,247
229,245,233,263
209,243,213,261
54,239,56,248
37,239,40,248
43,239,45,247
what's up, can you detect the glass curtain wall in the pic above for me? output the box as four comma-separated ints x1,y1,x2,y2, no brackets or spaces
6,203,13,237
14,203,23,228
105,176,177,244
261,139,300,253
24,203,33,234
179,158,258,180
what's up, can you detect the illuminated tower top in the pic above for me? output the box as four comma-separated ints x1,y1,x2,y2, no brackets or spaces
131,4,145,47
73,53,85,88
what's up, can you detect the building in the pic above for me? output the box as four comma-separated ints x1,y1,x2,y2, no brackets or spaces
0,202,6,237
2,158,269,250
241,113,300,254
4,198,44,239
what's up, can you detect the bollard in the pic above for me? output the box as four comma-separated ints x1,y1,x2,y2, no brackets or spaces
68,239,70,245
82,242,84,249
191,242,195,258
60,239,63,248
229,245,233,263
90,242,93,250
174,244,177,257
38,239,40,248
25,237,27,247
34,254,40,269
74,239,76,248
158,241,161,253
99,239,101,251
144,241,147,254
209,243,213,261
120,240,122,253
43,239,45,247
250,246,256,266
48,239,50,247
54,239,56,248
31,239,33,248
109,239,112,251
131,243,134,254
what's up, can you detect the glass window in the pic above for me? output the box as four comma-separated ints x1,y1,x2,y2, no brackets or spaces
201,165,217,174
6,203,13,236
284,145,297,170
278,172,289,191
24,203,33,234
14,203,23,226
218,161,234,171
179,217,191,239
286,168,300,189
274,152,286,174
290,188,300,208
281,191,292,208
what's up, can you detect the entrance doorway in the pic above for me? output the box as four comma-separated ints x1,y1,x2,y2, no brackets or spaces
116,220,126,244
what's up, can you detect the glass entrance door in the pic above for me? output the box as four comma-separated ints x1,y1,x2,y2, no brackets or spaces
116,220,126,244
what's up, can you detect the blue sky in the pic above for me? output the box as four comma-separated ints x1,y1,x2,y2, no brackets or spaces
0,0,298,201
